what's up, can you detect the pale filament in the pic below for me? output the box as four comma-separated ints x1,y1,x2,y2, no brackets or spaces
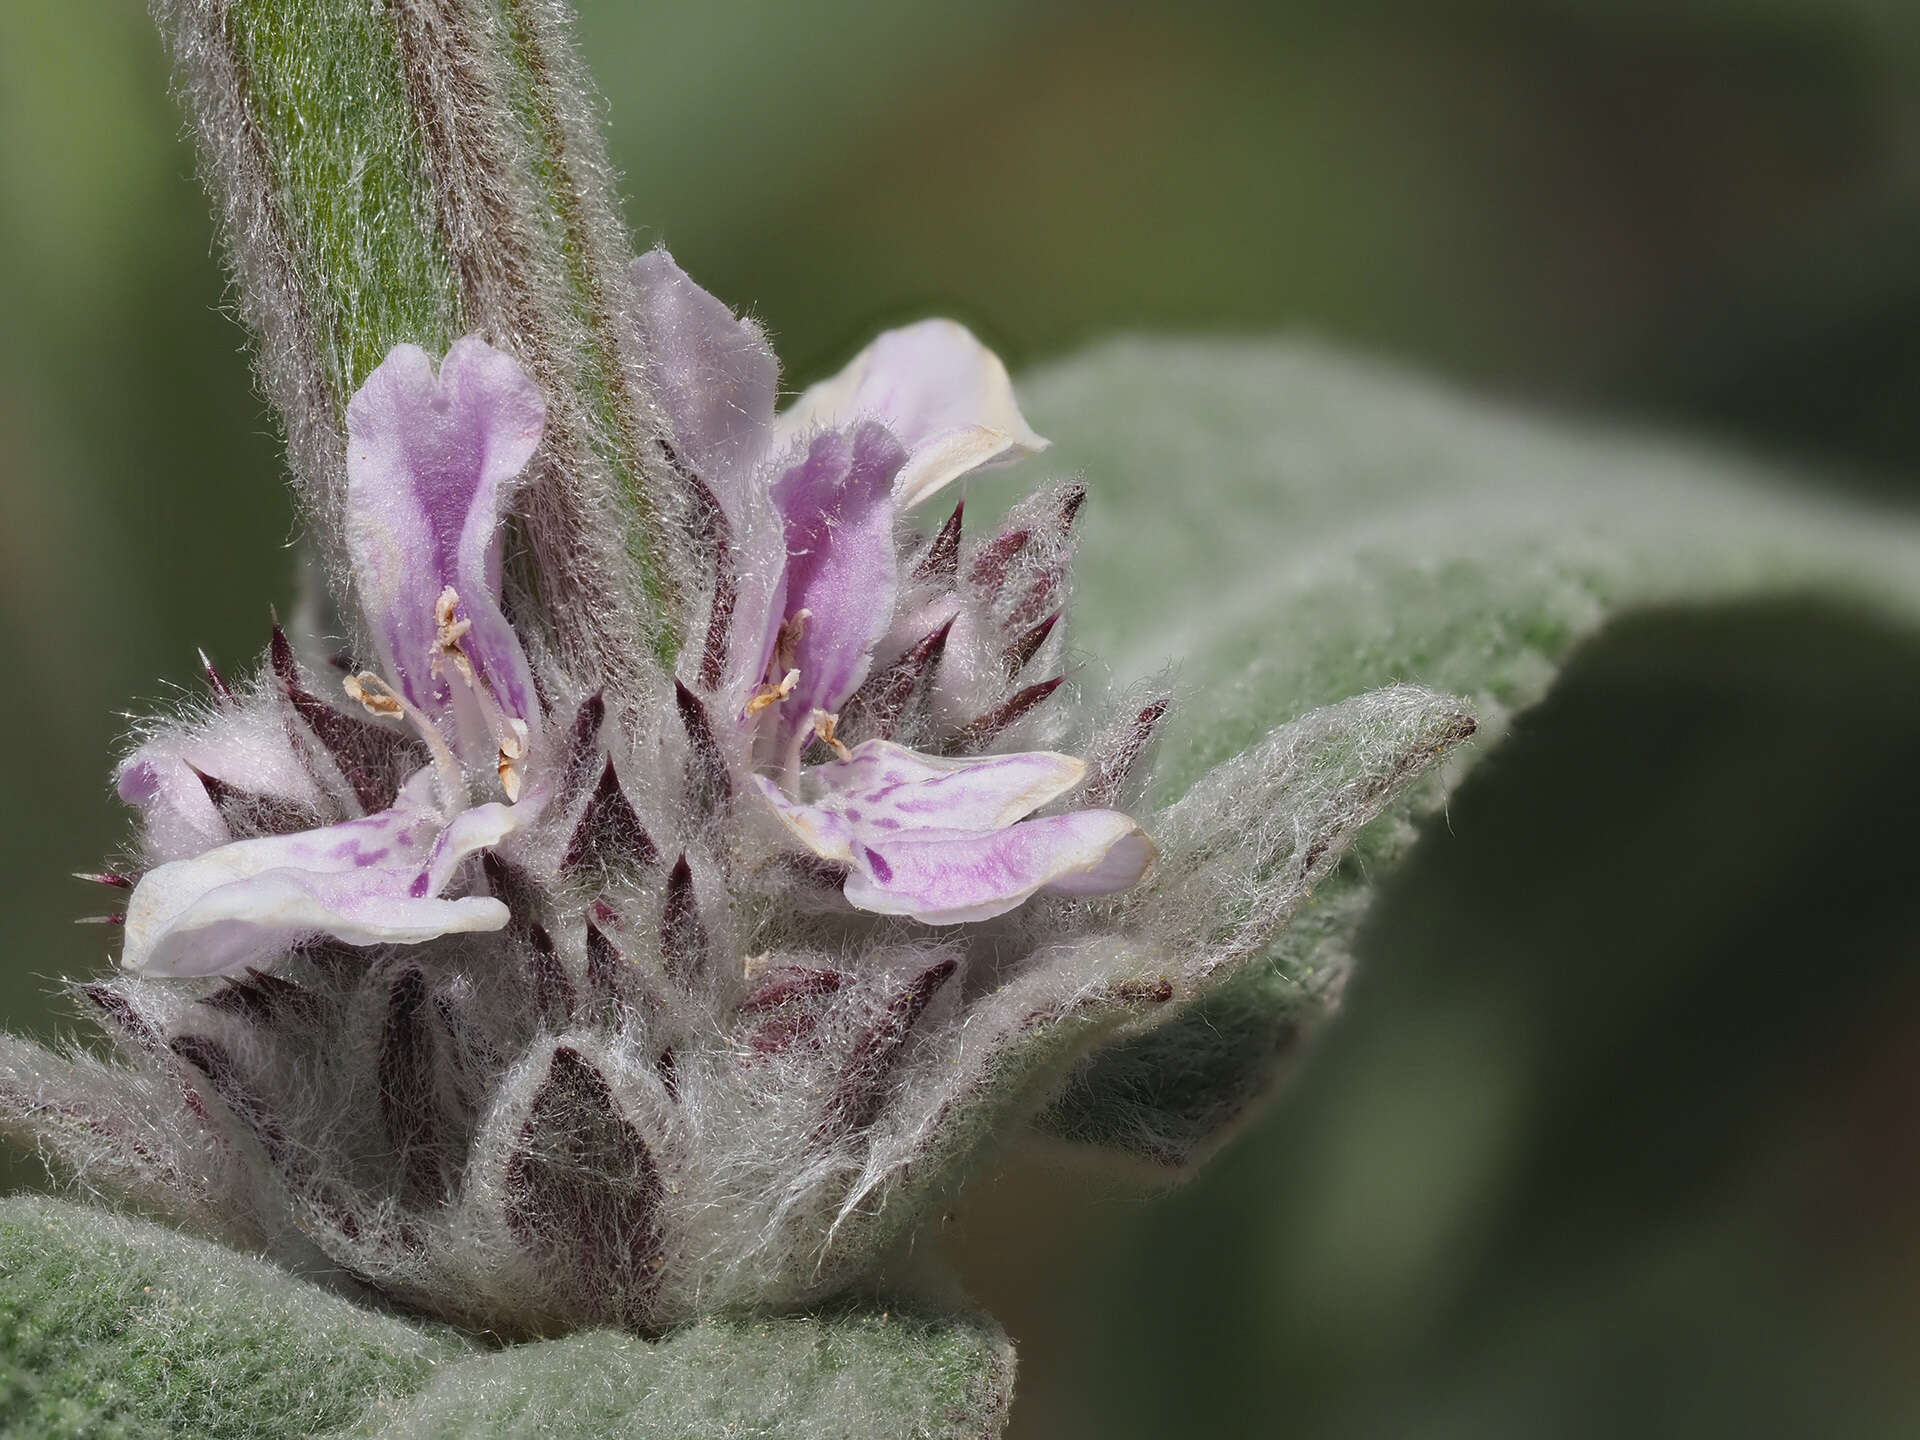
344,670,466,814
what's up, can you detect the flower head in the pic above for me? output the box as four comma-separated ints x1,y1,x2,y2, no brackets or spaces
24,251,1473,1339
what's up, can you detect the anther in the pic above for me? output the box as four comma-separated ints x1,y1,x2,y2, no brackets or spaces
809,709,852,763
747,669,799,715
343,672,405,719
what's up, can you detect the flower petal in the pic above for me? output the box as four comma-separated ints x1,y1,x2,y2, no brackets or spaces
765,423,906,762
807,740,1086,831
629,248,778,496
843,812,1156,925
120,769,511,977
345,336,543,723
125,874,508,980
419,799,529,897
116,703,330,864
774,319,1049,510
754,774,857,863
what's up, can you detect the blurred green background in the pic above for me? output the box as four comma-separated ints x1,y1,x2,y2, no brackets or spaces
3,1,1919,1435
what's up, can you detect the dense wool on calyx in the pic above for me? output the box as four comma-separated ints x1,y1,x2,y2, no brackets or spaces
2,254,1475,1338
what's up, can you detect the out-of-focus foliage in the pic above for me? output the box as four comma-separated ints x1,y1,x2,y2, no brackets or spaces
3,2,1918,1436
952,602,1920,1439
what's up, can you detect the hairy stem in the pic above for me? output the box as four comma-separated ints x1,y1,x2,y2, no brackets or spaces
153,0,680,709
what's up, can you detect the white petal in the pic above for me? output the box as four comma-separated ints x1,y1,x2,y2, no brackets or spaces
810,740,1085,830
119,768,513,978
843,812,1156,926
773,319,1048,510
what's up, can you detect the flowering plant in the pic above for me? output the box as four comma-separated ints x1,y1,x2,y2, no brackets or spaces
24,236,1472,1338
6,2,1914,1437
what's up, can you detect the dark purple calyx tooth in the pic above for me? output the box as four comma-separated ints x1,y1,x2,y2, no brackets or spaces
680,471,740,694
698,559,738,694
967,527,1030,595
199,649,236,706
658,856,707,986
1083,697,1172,808
554,693,607,811
379,968,446,1204
914,498,965,581
294,939,363,977
1056,481,1087,529
562,759,660,875
504,1046,666,1322
188,763,323,838
584,918,646,1023
656,1045,680,1103
1003,610,1061,676
81,983,165,1058
433,991,501,1117
781,853,853,892
74,870,139,890
956,675,1066,752
201,967,318,1028
737,965,849,1014
673,681,731,816
169,1032,288,1164
749,1012,822,1057
525,924,577,1025
842,617,953,741
815,957,958,1143
270,624,423,814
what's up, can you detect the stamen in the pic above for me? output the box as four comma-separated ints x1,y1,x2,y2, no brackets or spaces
809,709,852,763
497,717,529,802
771,608,812,676
431,585,532,802
343,671,465,814
747,669,800,715
344,672,405,718
434,585,474,657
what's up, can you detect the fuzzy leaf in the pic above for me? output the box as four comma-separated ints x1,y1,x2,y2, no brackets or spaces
345,1305,1015,1440
0,1195,1015,1440
1029,337,1920,1169
0,1193,465,1437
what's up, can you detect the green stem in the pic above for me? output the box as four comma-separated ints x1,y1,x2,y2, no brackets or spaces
154,0,677,703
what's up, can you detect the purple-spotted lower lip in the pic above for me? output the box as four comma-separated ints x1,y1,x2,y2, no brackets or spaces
756,737,1151,924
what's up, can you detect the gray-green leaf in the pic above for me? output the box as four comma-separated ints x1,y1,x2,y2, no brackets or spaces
1029,337,1920,1169
0,1195,1013,1440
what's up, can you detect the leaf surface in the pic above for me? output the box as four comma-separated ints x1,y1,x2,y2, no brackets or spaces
1028,337,1920,1167
0,1195,1014,1440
